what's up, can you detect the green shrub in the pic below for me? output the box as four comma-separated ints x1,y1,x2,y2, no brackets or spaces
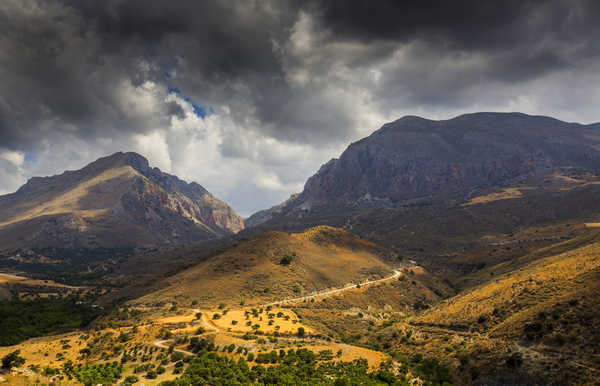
279,252,296,265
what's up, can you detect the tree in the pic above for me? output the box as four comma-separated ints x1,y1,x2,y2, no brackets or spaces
297,327,305,337
280,252,296,265
1,350,25,371
123,375,139,385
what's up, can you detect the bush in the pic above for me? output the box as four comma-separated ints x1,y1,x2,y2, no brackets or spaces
123,375,139,385
69,362,123,385
1,350,25,370
280,252,296,265
171,352,184,362
297,327,306,337
506,352,523,368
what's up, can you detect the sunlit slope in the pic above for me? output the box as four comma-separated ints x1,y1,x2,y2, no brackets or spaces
137,226,399,307
0,152,244,249
415,230,600,352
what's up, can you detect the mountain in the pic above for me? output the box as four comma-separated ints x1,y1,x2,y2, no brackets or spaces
248,112,600,225
0,152,244,250
244,193,299,227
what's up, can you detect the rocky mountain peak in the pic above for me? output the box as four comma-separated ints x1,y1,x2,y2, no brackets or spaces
247,112,600,226
0,152,244,250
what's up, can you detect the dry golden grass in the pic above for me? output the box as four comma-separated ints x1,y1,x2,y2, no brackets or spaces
210,307,316,335
0,298,391,385
0,330,89,369
303,343,387,368
463,188,523,206
137,226,395,307
0,273,83,289
416,232,600,328
0,166,138,227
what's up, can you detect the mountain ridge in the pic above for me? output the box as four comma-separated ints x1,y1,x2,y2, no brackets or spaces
0,151,244,250
247,112,600,226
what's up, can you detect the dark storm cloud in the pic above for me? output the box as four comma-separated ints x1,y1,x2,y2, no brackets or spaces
305,0,600,111
2,0,599,151
1,0,600,213
310,0,600,57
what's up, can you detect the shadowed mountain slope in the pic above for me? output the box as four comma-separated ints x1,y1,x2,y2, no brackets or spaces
248,112,600,225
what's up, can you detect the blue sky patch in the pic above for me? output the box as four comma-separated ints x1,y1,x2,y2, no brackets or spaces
167,86,210,119
191,103,207,118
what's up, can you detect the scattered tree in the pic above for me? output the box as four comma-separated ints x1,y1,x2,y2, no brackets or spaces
1,350,25,371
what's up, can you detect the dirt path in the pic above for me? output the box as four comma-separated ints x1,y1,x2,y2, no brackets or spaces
263,269,403,307
195,310,220,335
513,343,599,373
153,339,196,356
152,269,405,359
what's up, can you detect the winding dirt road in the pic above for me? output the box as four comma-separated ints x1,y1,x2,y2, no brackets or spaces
262,269,403,307
152,269,405,353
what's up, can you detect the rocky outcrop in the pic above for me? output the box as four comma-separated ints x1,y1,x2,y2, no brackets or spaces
252,112,600,221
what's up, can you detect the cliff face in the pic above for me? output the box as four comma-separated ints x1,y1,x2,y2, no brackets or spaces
0,152,244,250
249,112,600,223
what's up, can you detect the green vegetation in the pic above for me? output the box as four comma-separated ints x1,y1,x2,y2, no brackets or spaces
0,298,99,346
1,350,25,371
0,247,133,286
160,348,407,385
66,362,123,386
123,375,139,385
279,251,297,265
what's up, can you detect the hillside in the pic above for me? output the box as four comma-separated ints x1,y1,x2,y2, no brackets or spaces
371,228,600,384
0,152,243,251
136,226,404,307
245,113,600,286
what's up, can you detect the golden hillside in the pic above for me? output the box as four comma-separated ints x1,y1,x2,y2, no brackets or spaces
415,230,600,330
136,226,399,307
403,229,600,383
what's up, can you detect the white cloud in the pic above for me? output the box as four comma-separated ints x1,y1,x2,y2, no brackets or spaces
0,150,25,167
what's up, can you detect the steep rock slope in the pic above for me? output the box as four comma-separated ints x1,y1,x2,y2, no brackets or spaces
249,112,600,224
0,152,243,250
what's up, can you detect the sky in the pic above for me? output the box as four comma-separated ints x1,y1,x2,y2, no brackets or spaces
1,0,599,216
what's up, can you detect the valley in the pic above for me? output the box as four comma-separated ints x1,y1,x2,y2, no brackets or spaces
1,113,600,385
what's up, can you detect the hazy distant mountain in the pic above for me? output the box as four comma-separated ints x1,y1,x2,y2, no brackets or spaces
248,112,600,226
0,152,244,250
245,193,299,228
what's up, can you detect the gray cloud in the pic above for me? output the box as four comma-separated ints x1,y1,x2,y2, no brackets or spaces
0,0,599,215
